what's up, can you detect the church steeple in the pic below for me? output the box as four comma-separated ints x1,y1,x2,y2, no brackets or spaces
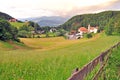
88,24,90,32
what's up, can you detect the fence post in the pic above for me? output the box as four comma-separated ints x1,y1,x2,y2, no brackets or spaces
100,54,105,80
103,70,106,80
100,56,104,67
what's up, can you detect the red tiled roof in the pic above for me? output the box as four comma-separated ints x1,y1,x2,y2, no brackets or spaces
79,27,88,32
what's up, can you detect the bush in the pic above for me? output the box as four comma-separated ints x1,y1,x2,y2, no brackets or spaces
36,35,41,38
55,32,62,36
18,30,31,38
0,19,18,41
46,33,49,37
86,33,92,38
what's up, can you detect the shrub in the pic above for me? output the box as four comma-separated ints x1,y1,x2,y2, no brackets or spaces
36,35,41,38
0,19,18,41
86,33,92,38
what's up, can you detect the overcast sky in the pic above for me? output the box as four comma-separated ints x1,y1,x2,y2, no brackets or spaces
0,0,120,19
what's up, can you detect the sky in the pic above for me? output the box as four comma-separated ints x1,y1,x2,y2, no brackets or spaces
0,0,120,19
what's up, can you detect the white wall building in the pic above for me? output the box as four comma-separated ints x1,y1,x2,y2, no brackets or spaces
88,24,98,33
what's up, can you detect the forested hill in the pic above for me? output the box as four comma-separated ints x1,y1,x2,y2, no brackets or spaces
0,12,13,20
59,11,120,31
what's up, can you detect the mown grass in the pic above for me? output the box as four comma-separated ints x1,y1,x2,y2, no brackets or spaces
0,33,120,80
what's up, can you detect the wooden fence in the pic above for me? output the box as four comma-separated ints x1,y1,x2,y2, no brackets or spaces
68,42,120,80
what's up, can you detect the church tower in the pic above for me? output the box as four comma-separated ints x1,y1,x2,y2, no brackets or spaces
88,24,91,32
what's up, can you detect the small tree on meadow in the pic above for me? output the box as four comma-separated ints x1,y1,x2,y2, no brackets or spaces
86,33,92,38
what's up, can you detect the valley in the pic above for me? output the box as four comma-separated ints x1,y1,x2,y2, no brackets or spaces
0,33,120,80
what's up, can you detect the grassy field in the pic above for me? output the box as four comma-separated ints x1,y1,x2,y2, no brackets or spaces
0,33,120,80
10,22,24,28
104,45,120,80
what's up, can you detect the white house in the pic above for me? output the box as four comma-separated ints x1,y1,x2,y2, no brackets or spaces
50,28,57,33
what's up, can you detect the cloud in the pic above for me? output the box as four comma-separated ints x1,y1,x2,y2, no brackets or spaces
55,0,120,17
0,0,120,18
7,8,56,18
107,0,120,9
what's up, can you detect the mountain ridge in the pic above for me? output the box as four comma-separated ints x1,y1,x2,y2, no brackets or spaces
20,16,69,27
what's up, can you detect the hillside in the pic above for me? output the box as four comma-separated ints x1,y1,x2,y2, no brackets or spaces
0,12,13,20
10,22,25,28
59,11,120,31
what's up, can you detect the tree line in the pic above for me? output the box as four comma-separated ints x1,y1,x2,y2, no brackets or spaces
0,18,41,41
0,18,67,41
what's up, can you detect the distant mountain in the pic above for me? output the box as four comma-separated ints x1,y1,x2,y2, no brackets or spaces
0,12,13,20
59,11,120,31
21,16,69,27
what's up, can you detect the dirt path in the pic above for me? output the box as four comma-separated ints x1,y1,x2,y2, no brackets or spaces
8,40,24,49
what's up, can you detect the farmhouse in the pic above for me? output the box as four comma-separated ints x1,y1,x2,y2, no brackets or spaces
9,18,17,22
70,30,76,35
77,27,88,38
50,28,57,33
78,27,88,33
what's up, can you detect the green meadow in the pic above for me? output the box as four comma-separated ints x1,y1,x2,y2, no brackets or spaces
0,33,120,80
105,44,120,80
10,22,24,28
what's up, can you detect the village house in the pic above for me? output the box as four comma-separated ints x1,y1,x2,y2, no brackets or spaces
66,30,77,40
9,18,17,22
78,27,88,33
70,30,76,35
77,27,88,38
50,28,57,33
76,25,98,39
67,24,98,40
